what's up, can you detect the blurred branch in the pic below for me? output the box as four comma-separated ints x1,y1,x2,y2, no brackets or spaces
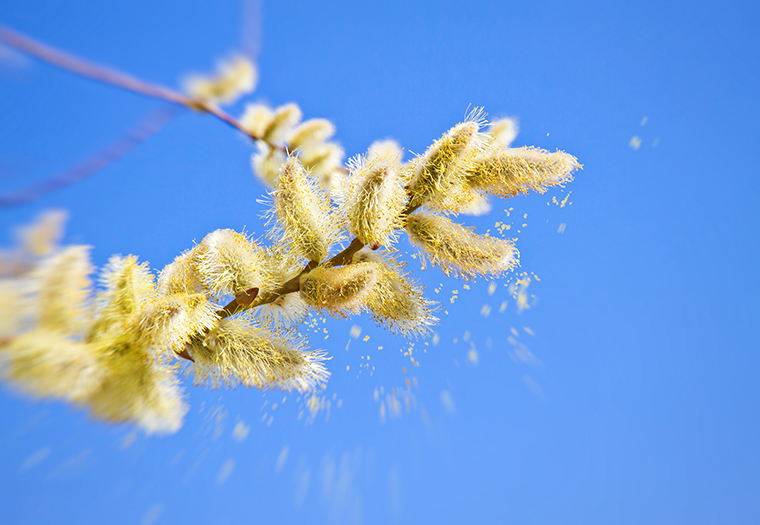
0,24,285,150
0,105,181,207
241,0,263,62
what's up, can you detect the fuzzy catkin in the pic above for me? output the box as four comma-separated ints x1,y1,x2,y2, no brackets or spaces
405,212,518,279
467,147,580,198
31,245,93,334
299,262,380,316
262,103,302,145
2,329,102,403
86,333,188,435
272,157,339,262
184,55,257,106
196,229,267,298
366,260,437,336
342,157,407,247
189,317,329,392
133,293,218,355
407,121,481,208
157,247,206,296
289,118,336,151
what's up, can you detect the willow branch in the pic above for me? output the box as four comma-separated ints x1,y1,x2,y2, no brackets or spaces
215,200,425,322
0,24,286,152
0,105,181,207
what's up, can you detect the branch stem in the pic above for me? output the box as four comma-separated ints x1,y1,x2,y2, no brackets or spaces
0,24,286,152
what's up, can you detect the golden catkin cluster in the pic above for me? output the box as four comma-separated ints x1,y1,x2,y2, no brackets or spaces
0,103,579,435
248,102,345,191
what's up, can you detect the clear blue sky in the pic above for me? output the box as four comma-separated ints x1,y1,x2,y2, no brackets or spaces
1,1,759,523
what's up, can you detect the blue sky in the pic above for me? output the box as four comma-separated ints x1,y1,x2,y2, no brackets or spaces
1,1,759,523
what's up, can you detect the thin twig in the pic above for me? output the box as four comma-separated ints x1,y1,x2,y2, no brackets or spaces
0,24,286,152
0,105,181,207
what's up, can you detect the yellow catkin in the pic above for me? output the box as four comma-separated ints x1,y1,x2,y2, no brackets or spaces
251,143,288,188
195,229,267,298
262,103,302,144
467,147,580,198
405,212,519,280
365,258,437,336
272,157,340,262
85,257,188,434
288,118,336,151
299,142,346,193
189,317,329,392
3,329,102,403
299,262,380,316
91,256,155,336
86,334,188,435
157,246,206,296
132,293,218,355
342,157,407,247
253,245,308,328
184,55,257,106
407,121,482,208
31,245,93,334
487,117,519,148
240,104,274,138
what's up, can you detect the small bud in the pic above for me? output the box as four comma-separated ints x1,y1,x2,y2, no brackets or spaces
184,55,257,106
405,212,518,280
487,117,519,148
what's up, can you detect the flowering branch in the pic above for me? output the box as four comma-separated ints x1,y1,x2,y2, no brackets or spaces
0,21,581,435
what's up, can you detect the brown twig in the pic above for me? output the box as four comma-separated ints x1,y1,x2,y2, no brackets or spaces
0,105,181,207
0,24,286,152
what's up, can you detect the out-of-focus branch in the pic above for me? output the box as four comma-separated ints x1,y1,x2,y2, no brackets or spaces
0,24,286,151
0,105,181,207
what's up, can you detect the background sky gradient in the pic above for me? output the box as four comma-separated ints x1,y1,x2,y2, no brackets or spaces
1,1,759,523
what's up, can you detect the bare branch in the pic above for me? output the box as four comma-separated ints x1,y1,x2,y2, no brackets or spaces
0,24,286,151
0,105,181,207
